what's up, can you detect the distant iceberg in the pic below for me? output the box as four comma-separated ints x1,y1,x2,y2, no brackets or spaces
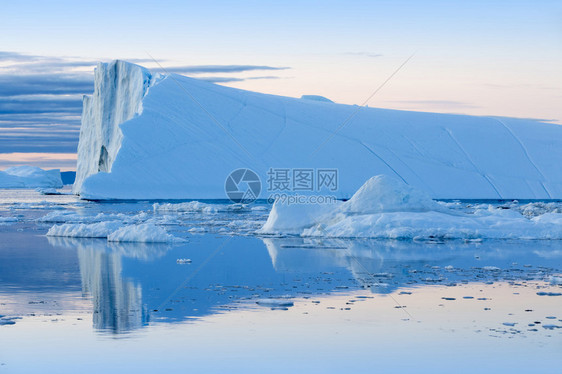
0,166,62,188
73,60,562,200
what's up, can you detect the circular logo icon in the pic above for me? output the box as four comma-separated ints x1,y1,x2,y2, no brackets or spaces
225,168,261,204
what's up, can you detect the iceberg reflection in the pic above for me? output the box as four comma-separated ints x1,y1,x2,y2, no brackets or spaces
48,235,562,334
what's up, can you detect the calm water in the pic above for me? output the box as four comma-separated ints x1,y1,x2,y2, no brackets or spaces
0,189,561,373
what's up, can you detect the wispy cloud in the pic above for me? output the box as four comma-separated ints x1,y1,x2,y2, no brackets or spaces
0,75,93,96
198,75,283,83
0,96,83,115
159,65,290,74
0,152,77,170
0,52,92,158
342,52,383,58
387,99,479,109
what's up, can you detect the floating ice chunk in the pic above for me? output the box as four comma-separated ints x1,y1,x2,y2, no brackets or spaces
176,258,192,264
47,221,123,238
536,291,562,296
256,298,294,308
549,276,562,285
0,216,17,224
259,175,562,240
107,223,186,243
188,227,206,233
0,166,62,188
542,324,561,330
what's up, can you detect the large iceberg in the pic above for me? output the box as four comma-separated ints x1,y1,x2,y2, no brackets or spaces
0,166,63,188
73,60,562,200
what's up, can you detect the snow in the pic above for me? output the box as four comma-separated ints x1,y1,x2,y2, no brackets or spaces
107,223,186,243
0,166,62,188
259,175,562,240
73,60,562,200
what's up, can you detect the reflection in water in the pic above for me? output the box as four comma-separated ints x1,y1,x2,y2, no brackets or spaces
48,235,562,335
48,237,174,333
78,247,147,333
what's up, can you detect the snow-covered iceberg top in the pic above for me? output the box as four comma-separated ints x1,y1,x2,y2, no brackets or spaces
258,175,562,240
0,166,63,188
73,60,562,200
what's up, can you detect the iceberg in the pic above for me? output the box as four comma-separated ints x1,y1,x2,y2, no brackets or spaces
74,60,562,200
258,175,562,240
0,166,63,188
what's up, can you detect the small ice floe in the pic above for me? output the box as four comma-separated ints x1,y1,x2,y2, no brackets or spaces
542,325,561,330
502,322,517,327
188,227,206,234
176,258,192,264
256,298,294,309
47,221,123,238
536,291,562,296
0,216,18,224
0,316,20,326
36,187,66,195
549,276,562,285
482,266,500,271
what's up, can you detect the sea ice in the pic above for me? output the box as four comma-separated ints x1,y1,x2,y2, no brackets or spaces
47,221,123,238
259,175,562,240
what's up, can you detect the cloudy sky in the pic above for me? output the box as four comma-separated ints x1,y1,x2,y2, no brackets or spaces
1,0,561,170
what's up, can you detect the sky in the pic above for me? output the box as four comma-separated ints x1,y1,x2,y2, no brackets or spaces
0,0,561,171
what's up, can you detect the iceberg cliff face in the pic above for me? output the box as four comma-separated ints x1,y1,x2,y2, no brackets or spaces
74,60,562,200
73,61,160,194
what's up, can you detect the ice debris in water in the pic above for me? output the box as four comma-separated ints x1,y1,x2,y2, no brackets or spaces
47,221,185,243
47,221,123,238
256,299,295,308
153,201,248,214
